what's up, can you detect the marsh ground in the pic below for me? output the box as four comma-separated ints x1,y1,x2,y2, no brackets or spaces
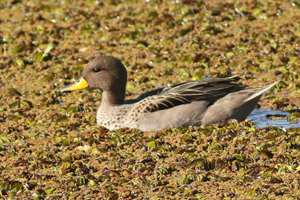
1,0,300,199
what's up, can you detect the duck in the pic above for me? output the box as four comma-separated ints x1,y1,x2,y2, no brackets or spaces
61,55,278,132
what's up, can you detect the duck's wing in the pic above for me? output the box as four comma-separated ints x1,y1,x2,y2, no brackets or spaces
127,76,242,104
160,76,243,98
133,76,245,113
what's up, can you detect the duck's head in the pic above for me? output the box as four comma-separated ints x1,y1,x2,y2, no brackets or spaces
61,56,127,93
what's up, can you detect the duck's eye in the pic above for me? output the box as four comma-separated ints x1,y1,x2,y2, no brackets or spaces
93,68,101,72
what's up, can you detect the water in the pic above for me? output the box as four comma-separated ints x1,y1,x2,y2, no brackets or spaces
248,108,300,128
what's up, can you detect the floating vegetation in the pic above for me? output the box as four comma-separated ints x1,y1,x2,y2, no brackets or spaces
0,0,300,198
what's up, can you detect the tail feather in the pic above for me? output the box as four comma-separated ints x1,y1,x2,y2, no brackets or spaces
244,81,280,102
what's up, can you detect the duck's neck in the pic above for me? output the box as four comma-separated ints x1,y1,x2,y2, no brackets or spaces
101,90,125,106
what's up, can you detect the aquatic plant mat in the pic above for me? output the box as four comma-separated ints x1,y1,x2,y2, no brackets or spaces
1,0,300,199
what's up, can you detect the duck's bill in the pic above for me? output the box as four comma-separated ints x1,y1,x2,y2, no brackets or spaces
60,77,89,92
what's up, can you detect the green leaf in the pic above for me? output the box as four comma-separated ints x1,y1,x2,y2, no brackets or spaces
11,44,25,55
41,43,54,61
147,141,157,148
14,59,25,67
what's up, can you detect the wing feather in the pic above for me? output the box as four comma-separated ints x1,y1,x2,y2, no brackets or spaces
131,76,244,113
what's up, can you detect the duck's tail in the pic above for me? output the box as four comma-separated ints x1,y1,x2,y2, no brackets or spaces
244,80,280,102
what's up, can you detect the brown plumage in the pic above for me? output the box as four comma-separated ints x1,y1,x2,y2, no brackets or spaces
61,56,278,132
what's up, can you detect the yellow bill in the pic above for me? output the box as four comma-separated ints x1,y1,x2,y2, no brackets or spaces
60,77,89,92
